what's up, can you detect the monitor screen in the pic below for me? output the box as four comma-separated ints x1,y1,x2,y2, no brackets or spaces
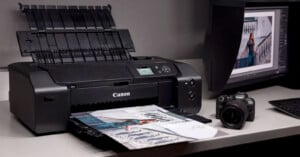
226,6,288,89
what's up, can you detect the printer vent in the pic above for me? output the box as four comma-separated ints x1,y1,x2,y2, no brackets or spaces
17,3,135,64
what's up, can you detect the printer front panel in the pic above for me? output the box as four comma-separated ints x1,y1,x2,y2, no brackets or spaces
70,82,159,111
69,82,178,115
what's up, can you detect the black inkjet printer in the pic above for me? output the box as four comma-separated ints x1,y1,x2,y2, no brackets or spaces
9,4,202,135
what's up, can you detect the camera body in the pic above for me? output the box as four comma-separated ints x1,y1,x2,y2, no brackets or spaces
216,92,255,129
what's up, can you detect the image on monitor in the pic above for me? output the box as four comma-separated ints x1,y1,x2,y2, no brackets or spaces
225,6,288,90
232,11,275,75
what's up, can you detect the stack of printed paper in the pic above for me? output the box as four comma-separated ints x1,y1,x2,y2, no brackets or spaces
72,105,218,150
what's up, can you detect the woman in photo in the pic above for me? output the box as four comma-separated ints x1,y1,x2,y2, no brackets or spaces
246,32,256,66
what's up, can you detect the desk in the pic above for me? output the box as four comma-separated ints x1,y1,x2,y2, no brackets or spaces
0,84,300,156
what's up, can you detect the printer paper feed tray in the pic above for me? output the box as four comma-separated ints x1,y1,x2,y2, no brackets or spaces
17,3,135,64
17,30,135,64
19,3,116,30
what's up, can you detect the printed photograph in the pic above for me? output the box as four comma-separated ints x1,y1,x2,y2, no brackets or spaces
232,11,275,75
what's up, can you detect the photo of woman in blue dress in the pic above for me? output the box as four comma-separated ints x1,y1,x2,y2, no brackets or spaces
234,13,274,71
247,32,256,66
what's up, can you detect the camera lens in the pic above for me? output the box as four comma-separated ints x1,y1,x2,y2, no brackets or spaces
222,108,243,124
220,100,249,129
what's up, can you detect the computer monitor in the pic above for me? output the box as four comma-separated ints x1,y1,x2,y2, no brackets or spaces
225,6,289,89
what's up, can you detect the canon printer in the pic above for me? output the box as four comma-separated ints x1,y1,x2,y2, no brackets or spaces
9,4,202,135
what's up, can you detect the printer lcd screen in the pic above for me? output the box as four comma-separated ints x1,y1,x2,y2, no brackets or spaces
137,67,154,76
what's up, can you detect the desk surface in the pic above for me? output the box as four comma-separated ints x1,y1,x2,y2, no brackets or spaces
0,85,300,157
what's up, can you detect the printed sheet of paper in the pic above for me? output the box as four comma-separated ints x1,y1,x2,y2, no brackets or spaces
72,105,218,150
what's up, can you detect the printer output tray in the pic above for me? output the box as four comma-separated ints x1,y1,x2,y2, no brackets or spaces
68,116,127,150
67,108,212,150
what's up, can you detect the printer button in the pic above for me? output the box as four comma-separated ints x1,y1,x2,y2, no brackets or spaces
189,93,196,101
189,79,196,87
188,91,196,101
161,65,171,73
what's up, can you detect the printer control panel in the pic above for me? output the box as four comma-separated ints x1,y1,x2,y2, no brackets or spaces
131,63,177,78
136,65,173,76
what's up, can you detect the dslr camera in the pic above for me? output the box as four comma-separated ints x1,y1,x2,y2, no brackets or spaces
216,92,255,129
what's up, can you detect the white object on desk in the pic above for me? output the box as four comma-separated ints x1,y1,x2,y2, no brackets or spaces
0,72,9,101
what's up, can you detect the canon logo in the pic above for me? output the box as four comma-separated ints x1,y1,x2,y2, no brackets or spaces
112,92,131,98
